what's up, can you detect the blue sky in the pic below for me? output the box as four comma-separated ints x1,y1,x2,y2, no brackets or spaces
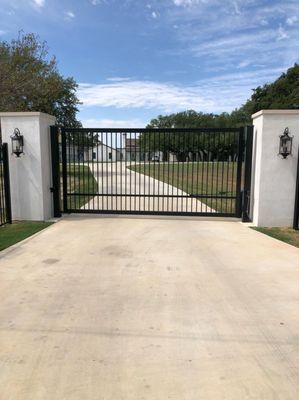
0,0,298,127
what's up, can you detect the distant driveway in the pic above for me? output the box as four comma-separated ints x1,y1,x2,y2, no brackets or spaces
83,162,214,213
1,216,299,399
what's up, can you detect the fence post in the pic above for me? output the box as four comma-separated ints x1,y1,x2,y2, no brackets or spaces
0,112,56,221
251,110,299,227
2,143,12,224
242,125,254,222
50,126,61,218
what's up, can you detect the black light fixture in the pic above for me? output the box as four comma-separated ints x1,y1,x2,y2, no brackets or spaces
10,128,24,157
279,127,293,159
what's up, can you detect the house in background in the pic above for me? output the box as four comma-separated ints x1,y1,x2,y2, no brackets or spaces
90,142,121,162
59,141,122,162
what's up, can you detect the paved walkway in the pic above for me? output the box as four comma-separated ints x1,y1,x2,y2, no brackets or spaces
83,162,214,213
1,216,299,399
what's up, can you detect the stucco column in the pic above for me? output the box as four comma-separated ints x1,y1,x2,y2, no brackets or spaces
0,112,56,221
251,110,299,227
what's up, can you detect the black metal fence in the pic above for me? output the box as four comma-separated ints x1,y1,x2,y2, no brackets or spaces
0,143,12,226
51,126,253,219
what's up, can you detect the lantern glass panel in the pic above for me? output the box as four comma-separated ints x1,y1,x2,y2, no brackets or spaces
13,138,20,152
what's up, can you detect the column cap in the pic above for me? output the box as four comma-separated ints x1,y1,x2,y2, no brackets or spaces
252,109,299,119
0,111,55,119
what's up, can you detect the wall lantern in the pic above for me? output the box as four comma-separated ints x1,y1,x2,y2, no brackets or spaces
279,127,293,159
10,128,24,157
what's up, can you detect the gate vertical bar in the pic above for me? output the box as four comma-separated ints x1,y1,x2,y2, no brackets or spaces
2,143,12,224
242,125,254,222
50,126,61,218
293,148,299,230
235,127,245,218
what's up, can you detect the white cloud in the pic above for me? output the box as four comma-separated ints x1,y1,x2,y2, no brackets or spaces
152,11,158,19
90,0,106,5
173,0,201,6
260,19,268,26
65,10,75,20
237,60,250,69
78,67,285,114
232,1,241,15
78,79,214,112
286,16,298,26
107,77,131,82
82,118,146,128
32,0,45,8
191,31,277,58
277,25,289,40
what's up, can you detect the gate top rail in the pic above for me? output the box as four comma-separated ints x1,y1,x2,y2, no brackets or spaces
61,127,243,133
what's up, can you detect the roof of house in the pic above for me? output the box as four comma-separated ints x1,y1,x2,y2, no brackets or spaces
125,138,139,149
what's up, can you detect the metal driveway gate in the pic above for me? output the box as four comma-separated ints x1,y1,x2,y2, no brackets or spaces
51,126,253,219
0,143,12,226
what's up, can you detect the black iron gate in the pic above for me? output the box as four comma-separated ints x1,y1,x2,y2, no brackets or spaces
51,126,253,219
0,143,12,226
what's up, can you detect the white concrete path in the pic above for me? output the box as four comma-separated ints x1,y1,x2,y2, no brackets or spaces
0,216,299,399
83,162,214,213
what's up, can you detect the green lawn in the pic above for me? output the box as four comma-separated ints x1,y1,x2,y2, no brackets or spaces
129,162,239,213
0,221,53,252
63,164,98,209
252,227,299,249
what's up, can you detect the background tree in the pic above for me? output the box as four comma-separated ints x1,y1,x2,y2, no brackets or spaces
241,63,299,115
0,32,81,127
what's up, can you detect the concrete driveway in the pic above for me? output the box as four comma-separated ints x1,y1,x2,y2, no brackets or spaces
1,216,299,399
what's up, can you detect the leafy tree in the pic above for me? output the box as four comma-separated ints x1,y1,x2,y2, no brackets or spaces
242,63,299,115
0,32,81,127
